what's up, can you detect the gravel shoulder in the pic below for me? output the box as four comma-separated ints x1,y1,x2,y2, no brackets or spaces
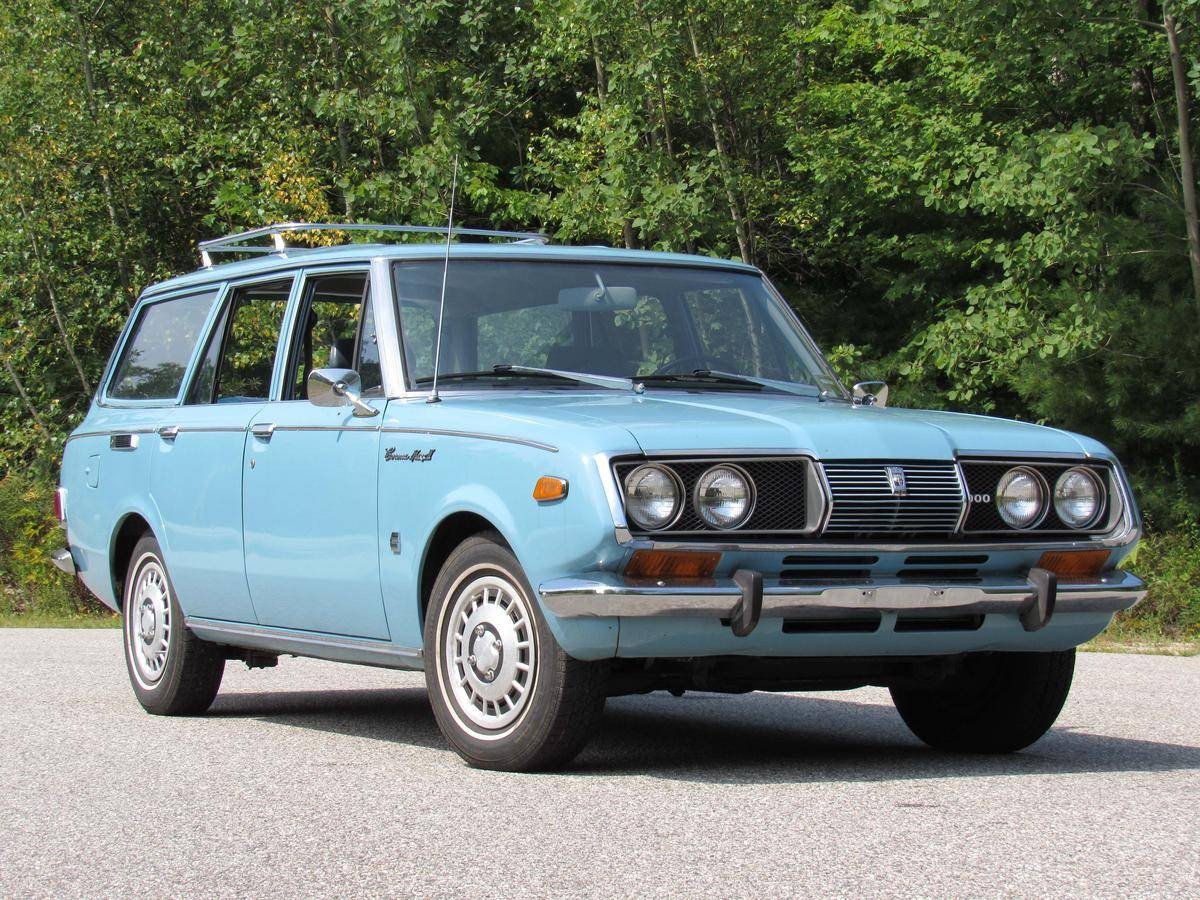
1,629,1196,897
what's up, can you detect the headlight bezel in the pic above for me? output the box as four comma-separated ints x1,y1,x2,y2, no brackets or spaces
995,465,1050,531
1053,466,1106,530
692,463,757,530
622,463,685,531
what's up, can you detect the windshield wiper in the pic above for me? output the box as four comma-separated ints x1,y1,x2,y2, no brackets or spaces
416,365,636,392
634,369,817,396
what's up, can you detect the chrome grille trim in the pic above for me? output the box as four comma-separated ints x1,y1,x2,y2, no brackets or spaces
821,463,965,535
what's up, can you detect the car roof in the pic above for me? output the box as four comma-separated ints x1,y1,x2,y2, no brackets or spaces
142,242,761,298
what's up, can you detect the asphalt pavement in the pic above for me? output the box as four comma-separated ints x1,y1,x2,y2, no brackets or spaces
1,629,1196,897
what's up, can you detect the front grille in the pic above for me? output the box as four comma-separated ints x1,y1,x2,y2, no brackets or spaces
821,463,964,535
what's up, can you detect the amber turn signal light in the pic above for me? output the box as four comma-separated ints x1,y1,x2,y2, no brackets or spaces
1035,549,1110,581
533,476,569,502
624,549,721,579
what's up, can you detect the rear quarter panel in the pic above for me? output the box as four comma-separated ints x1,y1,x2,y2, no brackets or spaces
61,406,166,610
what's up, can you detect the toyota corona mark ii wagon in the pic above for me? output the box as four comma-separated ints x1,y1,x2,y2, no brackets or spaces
54,223,1146,771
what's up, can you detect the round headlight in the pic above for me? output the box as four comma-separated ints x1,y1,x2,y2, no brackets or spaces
1054,467,1104,529
694,465,755,530
624,464,682,530
996,466,1047,529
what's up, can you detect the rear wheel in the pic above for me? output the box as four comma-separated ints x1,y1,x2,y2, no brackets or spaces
122,534,225,715
890,649,1075,753
424,534,608,771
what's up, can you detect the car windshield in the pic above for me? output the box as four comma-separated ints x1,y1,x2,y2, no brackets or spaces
393,260,845,396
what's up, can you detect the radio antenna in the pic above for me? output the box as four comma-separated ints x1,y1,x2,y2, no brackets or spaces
428,155,459,404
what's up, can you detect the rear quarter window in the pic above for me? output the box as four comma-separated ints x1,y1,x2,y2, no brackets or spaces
108,290,218,401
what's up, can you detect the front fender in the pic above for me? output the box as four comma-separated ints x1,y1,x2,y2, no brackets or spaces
377,427,626,658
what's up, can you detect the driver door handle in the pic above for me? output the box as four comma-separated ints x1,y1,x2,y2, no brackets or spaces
250,423,276,441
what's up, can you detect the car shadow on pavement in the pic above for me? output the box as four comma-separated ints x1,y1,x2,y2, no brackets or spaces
208,685,1200,783
208,686,448,752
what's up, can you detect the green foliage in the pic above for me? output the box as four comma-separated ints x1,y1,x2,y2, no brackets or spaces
0,475,103,617
1110,529,1200,641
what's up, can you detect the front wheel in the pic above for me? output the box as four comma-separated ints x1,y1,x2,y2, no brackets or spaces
890,649,1075,753
122,534,225,715
424,534,608,771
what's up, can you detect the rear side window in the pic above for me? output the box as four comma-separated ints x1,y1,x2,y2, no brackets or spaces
108,291,218,400
187,278,292,404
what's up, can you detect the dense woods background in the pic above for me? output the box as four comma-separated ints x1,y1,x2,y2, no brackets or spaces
0,0,1198,636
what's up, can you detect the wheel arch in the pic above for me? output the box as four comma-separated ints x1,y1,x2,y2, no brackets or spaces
109,513,154,610
418,511,514,631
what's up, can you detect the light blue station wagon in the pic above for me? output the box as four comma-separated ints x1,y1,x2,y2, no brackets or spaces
55,223,1146,770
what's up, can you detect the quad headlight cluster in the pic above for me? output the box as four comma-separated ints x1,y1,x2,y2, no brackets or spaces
623,463,756,531
995,465,1105,530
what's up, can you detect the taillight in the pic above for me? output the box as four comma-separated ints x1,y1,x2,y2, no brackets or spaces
54,487,67,524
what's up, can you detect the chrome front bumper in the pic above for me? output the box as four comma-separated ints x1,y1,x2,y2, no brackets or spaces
539,569,1146,621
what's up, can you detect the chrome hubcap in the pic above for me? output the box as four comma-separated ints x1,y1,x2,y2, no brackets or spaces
129,559,170,684
445,574,536,730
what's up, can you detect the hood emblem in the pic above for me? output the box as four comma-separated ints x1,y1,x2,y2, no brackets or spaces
885,465,908,497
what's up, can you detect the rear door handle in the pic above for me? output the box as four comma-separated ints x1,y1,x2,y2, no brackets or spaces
157,425,179,442
250,423,276,441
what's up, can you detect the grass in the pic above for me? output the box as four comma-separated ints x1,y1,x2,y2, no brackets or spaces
0,611,120,628
1082,634,1199,656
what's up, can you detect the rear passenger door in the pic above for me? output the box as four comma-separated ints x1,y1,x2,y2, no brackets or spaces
151,276,295,624
241,269,390,639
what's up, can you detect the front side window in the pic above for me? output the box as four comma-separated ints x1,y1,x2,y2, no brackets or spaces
393,260,842,395
283,272,381,400
187,278,292,404
108,290,218,401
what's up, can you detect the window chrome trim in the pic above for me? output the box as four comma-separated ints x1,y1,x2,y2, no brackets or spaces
370,256,407,398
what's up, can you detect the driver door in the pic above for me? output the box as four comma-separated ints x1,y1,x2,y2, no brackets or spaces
241,268,390,639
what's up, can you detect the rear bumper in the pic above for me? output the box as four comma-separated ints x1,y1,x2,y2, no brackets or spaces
51,548,77,576
539,569,1146,620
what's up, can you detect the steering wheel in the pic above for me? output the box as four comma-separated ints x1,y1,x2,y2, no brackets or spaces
652,354,726,376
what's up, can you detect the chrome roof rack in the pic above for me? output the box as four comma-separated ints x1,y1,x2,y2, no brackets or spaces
198,222,550,267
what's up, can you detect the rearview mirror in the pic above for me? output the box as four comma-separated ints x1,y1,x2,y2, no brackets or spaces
308,368,379,418
558,285,638,311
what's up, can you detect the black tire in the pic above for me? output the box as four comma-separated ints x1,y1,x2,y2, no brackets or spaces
122,534,225,715
890,649,1075,753
424,533,608,771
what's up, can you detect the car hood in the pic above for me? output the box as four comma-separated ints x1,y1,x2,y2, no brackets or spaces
433,390,1101,460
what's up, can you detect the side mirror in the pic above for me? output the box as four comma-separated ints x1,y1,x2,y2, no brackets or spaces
308,368,379,418
852,381,889,408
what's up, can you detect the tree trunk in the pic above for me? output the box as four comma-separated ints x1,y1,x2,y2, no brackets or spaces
72,3,132,303
324,4,354,218
686,20,753,264
1,355,49,432
591,31,636,248
1164,5,1200,315
591,35,608,106
19,200,93,396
